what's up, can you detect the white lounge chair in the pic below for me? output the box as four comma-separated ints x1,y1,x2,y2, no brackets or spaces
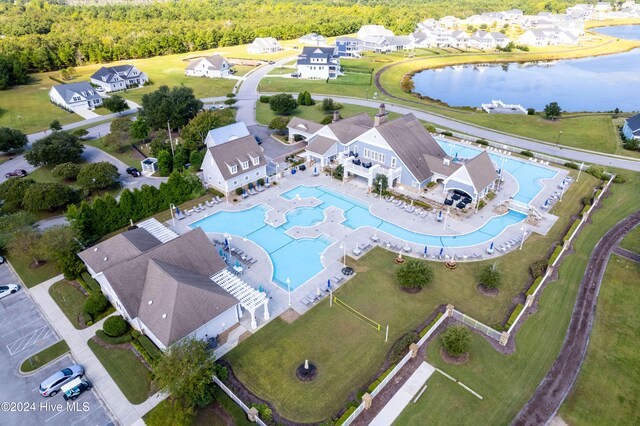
205,200,215,207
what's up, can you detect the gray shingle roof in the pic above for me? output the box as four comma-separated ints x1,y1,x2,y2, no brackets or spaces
306,135,338,155
207,135,265,180
90,65,135,83
186,55,229,71
625,113,640,134
51,82,102,103
296,46,337,66
463,151,498,191
375,114,448,182
327,113,374,143
287,117,324,134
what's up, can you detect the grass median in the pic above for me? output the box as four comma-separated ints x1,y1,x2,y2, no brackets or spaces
20,340,70,373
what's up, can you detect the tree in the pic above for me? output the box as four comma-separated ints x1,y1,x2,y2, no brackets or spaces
0,211,36,248
157,150,173,176
544,102,562,120
269,93,297,115
268,116,290,134
189,149,205,170
149,134,170,157
102,95,128,114
478,264,501,289
180,109,235,151
71,128,89,139
52,162,81,180
49,119,62,131
104,118,132,152
130,117,150,143
304,91,314,106
173,146,189,171
154,337,217,409
140,85,203,130
38,225,80,262
320,97,342,112
58,252,86,280
0,127,28,152
22,182,78,211
372,174,388,193
25,131,84,167
297,91,305,105
395,258,433,289
77,162,120,190
0,54,28,89
441,325,471,357
7,228,43,265
0,177,35,209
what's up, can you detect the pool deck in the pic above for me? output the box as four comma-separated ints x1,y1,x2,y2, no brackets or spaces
167,147,571,335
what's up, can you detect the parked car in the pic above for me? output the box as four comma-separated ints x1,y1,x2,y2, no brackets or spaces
0,284,19,299
126,167,141,177
0,255,5,264
254,136,262,145
4,169,27,178
95,87,104,92
291,73,300,78
61,378,92,401
268,60,275,65
39,365,84,397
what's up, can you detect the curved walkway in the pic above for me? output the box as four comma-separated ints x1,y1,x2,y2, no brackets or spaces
512,209,640,426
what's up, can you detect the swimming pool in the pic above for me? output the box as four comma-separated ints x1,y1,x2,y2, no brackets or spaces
436,139,557,204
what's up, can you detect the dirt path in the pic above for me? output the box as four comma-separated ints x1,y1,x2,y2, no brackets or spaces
512,210,640,426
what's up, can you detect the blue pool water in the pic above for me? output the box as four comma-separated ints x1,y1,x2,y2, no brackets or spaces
435,139,557,204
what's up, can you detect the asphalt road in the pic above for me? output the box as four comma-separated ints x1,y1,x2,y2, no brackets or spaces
0,264,112,426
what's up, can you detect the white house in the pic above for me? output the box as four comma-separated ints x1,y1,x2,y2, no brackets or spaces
49,82,103,111
247,37,283,54
296,46,341,79
439,16,460,28
518,29,578,46
185,55,232,78
201,125,266,194
78,226,243,351
468,31,510,49
357,25,394,39
204,121,251,147
623,113,640,140
298,33,327,46
89,65,148,92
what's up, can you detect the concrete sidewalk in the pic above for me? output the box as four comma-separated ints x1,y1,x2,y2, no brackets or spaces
369,362,435,426
29,275,166,426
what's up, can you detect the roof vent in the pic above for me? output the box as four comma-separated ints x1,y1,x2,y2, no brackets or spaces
443,158,450,166
162,314,167,319
94,247,98,251
103,256,108,261
148,300,153,305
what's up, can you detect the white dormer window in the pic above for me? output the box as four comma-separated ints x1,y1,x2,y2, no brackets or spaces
242,161,249,170
72,96,81,102
252,157,259,166
230,165,238,174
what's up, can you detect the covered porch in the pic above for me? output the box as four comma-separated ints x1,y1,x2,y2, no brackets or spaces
342,155,402,188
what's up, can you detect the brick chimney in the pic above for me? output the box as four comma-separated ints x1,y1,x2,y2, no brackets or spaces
374,103,388,127
332,110,340,122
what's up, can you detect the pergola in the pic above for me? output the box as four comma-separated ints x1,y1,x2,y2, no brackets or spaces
211,269,270,330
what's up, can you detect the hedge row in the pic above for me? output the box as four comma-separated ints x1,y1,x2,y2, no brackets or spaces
505,303,524,329
526,276,544,297
594,189,603,199
138,335,163,362
549,245,563,265
96,329,133,344
336,406,357,426
563,219,582,242
80,272,101,294
419,312,444,339
367,363,397,394
580,205,590,217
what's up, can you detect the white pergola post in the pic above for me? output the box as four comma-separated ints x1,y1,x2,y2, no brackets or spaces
263,299,270,321
249,308,257,330
237,304,243,318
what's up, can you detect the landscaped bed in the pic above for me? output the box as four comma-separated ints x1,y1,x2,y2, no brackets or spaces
20,340,70,373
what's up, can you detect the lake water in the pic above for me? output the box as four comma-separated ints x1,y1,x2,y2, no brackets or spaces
593,24,640,40
411,26,640,112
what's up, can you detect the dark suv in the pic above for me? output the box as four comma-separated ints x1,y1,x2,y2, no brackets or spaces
126,167,141,177
4,169,27,178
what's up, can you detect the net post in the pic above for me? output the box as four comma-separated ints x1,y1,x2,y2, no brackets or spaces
385,325,389,342
330,293,333,307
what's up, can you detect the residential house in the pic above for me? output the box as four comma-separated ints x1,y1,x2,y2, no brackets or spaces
419,27,453,48
357,25,394,39
185,55,232,78
247,37,283,54
204,121,251,148
201,125,266,194
286,116,325,142
595,2,612,12
49,82,103,111
518,29,578,46
623,113,640,140
296,46,341,79
298,33,327,46
450,30,470,48
300,105,498,200
335,36,362,57
439,16,460,28
409,31,430,48
468,31,510,49
90,65,148,92
502,9,524,21
417,18,439,31
78,225,242,351
566,4,594,19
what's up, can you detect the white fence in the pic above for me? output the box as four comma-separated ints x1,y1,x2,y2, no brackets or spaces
213,376,267,426
339,312,447,425
452,309,502,341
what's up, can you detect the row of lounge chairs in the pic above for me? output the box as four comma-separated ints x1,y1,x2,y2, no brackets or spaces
352,242,373,257
495,236,525,253
175,196,224,220
301,275,346,306
384,196,429,218
211,239,258,266
241,183,269,198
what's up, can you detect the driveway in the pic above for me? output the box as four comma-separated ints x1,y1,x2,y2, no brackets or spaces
248,124,303,161
0,264,112,426
71,106,101,120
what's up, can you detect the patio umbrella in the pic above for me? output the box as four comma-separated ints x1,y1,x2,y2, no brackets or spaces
439,247,444,256
544,199,549,207
327,279,331,290
438,210,443,220
235,259,241,267
489,241,494,251
314,166,317,174
218,248,224,257
266,176,269,184
454,152,458,161
243,188,247,196
424,246,428,256
175,206,181,214
497,168,501,175
224,238,229,247
316,287,321,297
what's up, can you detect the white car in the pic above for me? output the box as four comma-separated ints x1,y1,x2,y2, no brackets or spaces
0,284,19,299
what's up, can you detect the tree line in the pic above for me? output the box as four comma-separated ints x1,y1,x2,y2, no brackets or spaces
0,0,573,76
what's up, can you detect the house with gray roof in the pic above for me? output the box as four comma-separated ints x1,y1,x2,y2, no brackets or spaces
296,46,341,79
49,81,103,111
201,124,266,194
300,105,498,201
90,64,148,92
298,33,327,46
204,121,251,148
247,37,283,54
623,113,640,140
78,227,241,350
185,55,232,79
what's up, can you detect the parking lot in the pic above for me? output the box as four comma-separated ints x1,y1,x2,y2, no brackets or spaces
0,263,113,426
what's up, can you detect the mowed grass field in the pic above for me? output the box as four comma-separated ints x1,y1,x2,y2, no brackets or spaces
395,171,640,425
224,172,596,422
619,225,640,254
559,254,640,425
254,102,401,126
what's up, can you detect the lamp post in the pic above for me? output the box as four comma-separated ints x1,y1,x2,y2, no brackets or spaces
443,207,450,230
379,179,383,199
576,161,584,182
559,181,565,202
169,203,176,226
286,277,291,307
225,181,229,203
17,115,24,130
224,233,232,255
339,243,346,268
519,225,528,250
556,130,562,148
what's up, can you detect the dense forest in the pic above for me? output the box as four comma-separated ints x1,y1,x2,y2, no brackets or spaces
0,0,575,74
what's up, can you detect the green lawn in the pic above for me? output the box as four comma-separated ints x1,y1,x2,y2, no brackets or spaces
267,67,295,75
6,254,59,287
20,340,70,373
619,225,640,254
255,102,401,127
88,337,152,404
49,280,88,329
559,255,640,425
395,171,640,425
259,76,372,99
224,171,595,423
82,138,142,169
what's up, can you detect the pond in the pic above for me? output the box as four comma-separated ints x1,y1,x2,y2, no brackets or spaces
592,24,640,40
411,26,640,112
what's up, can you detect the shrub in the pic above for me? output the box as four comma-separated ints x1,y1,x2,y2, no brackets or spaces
336,406,357,425
138,335,163,362
419,312,443,338
96,329,133,344
563,219,581,242
52,162,81,180
564,162,579,170
81,272,102,294
477,199,486,210
84,294,109,319
426,181,437,189
582,196,593,206
586,165,607,180
367,364,397,393
259,95,271,103
59,252,86,280
268,116,290,133
526,276,544,296
213,363,228,382
235,187,243,196
612,174,626,184
478,264,501,289
257,178,265,186
505,304,524,328
527,108,535,115
132,339,155,366
440,130,453,137
549,245,563,264
269,93,297,115
332,164,344,180
520,150,534,157
389,332,419,364
320,115,333,125
251,403,273,423
223,98,236,105
395,259,433,289
580,205,590,216
425,124,436,133
103,315,129,337
441,325,471,356
131,329,141,340
529,259,548,278
485,191,496,200
476,139,489,146
226,93,235,98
